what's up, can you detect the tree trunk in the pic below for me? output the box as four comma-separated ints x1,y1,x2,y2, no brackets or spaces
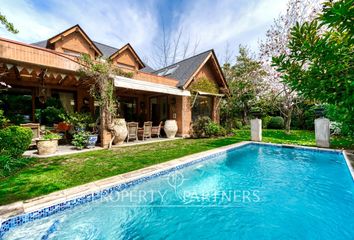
242,110,248,125
284,107,293,134
242,103,249,125
100,104,113,148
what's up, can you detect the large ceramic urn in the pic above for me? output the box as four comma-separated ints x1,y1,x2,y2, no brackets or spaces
112,118,128,145
36,139,58,155
164,120,178,138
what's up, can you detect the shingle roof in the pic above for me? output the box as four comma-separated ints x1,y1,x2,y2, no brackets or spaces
140,65,155,73
153,50,212,87
31,38,214,88
32,40,48,48
31,39,118,58
92,41,118,58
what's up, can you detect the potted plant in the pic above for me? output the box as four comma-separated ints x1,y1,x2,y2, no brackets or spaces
72,131,90,150
36,131,61,155
87,122,98,148
60,112,93,132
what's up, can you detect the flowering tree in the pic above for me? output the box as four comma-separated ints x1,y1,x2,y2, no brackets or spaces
259,0,323,133
273,0,354,136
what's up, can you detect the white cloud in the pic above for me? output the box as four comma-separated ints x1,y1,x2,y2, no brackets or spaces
0,0,289,67
0,0,159,57
172,0,288,63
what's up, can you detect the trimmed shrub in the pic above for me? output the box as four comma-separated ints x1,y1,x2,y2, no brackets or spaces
0,126,32,157
262,116,272,129
268,116,285,129
206,122,219,136
192,117,212,138
206,122,227,137
192,117,226,138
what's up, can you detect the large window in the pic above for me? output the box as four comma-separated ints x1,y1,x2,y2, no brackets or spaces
0,88,33,124
51,90,76,113
117,96,137,122
192,96,212,121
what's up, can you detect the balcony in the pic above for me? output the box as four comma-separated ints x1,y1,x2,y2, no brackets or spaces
0,37,80,72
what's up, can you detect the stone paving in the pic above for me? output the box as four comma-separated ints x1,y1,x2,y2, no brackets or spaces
23,137,182,158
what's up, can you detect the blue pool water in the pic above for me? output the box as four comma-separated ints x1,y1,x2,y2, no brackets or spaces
2,144,354,239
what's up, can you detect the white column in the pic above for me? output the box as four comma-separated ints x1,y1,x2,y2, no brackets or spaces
251,119,262,142
315,118,330,148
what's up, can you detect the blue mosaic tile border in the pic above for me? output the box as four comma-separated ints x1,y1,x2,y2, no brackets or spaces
0,143,248,237
250,142,343,155
41,219,59,240
0,142,344,237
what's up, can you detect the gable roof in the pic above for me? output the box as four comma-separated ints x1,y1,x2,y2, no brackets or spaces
47,24,103,57
153,50,212,87
32,40,48,48
154,49,228,91
109,43,145,69
92,41,118,58
140,64,155,73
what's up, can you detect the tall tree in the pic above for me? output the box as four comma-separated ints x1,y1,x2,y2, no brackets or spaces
0,12,18,34
152,24,200,68
259,0,322,133
222,45,266,125
272,0,354,135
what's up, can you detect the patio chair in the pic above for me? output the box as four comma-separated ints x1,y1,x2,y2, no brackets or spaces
20,123,41,147
151,121,163,138
138,121,152,141
126,122,139,142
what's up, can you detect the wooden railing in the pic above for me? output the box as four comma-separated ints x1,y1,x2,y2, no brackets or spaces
0,37,81,72
0,37,180,87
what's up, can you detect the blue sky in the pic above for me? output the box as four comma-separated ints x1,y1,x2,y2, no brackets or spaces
0,0,288,67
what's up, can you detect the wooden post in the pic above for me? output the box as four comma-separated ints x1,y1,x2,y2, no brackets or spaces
100,109,111,148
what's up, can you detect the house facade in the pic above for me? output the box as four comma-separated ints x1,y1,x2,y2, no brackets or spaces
0,25,228,147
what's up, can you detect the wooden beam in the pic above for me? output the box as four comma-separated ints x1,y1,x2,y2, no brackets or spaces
13,65,21,81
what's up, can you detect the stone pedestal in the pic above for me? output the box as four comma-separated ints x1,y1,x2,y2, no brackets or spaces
251,119,262,142
315,118,330,148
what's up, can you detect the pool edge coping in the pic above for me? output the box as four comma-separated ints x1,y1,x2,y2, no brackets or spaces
343,150,354,181
1,140,352,234
0,141,251,226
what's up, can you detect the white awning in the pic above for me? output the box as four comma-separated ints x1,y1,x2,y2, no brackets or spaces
197,91,225,97
114,76,191,96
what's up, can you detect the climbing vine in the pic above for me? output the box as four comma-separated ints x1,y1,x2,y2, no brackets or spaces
188,77,219,107
78,54,133,132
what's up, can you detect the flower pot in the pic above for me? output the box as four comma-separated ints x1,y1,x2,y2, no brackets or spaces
36,139,58,155
112,118,128,145
87,134,98,148
164,120,178,138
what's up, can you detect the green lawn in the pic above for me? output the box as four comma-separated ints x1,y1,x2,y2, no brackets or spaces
0,130,352,205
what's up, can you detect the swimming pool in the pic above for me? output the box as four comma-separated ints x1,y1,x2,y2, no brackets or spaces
1,143,354,239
